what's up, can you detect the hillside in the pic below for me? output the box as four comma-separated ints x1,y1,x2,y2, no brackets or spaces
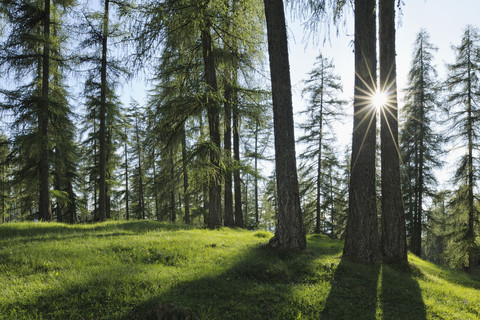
0,221,479,319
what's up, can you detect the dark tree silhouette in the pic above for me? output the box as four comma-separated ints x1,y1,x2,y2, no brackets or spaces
343,0,380,263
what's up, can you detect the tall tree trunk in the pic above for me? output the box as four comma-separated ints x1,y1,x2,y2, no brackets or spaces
315,78,324,234
233,85,243,228
98,0,109,221
39,0,52,221
254,123,259,228
466,57,475,272
124,126,130,220
54,167,63,222
170,151,176,223
264,0,305,250
135,115,145,220
201,20,222,229
66,180,76,223
224,77,234,226
379,0,407,265
343,0,380,263
152,149,160,221
182,127,190,224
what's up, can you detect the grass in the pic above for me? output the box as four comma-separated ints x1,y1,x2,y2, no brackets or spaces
0,221,479,319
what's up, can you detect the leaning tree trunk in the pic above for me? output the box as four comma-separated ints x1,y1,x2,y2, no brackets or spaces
343,0,380,263
39,0,52,221
264,0,306,250
379,0,407,265
201,19,222,229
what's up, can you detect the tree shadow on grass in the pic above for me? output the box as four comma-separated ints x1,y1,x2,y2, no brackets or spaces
321,259,380,320
381,264,426,320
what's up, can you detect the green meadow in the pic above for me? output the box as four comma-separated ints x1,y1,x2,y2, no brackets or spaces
0,221,479,319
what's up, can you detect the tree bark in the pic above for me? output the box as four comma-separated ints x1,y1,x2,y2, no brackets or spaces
233,88,243,228
264,0,306,250
343,0,380,263
201,20,222,229
224,77,234,227
98,0,109,221
39,0,52,221
379,0,407,265
182,127,190,224
124,126,130,220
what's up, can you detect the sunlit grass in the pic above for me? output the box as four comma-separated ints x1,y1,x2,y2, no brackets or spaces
0,221,479,319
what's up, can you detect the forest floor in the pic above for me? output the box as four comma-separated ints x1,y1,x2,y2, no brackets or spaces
0,221,479,320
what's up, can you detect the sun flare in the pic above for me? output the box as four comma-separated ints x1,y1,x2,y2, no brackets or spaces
372,91,387,110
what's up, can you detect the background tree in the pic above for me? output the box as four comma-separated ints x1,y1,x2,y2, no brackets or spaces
298,53,345,234
444,25,480,272
400,29,443,257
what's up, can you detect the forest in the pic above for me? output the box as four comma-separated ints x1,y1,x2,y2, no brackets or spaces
0,0,480,317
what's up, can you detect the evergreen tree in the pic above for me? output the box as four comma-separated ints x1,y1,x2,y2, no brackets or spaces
298,53,345,234
445,25,480,272
400,29,443,257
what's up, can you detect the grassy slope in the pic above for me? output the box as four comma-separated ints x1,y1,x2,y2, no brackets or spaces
0,221,479,320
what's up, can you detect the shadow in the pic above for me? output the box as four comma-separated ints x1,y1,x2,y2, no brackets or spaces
321,258,380,320
381,264,426,320
0,220,197,241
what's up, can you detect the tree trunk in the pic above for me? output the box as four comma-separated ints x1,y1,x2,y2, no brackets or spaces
98,0,109,222
315,74,324,234
135,115,145,220
54,167,63,222
201,20,222,229
182,127,190,224
124,126,130,220
224,77,234,227
264,0,306,250
39,0,52,221
233,89,243,228
343,0,380,263
170,151,176,223
152,149,160,221
254,123,259,228
379,0,407,265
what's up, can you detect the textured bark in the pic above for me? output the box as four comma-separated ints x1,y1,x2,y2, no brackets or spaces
170,152,176,223
201,22,222,229
254,123,259,228
379,0,408,265
223,78,234,227
98,0,109,221
343,0,380,263
264,0,306,250
315,68,324,234
39,0,52,221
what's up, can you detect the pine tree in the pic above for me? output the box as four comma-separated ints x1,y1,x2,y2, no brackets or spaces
445,25,480,272
400,29,443,257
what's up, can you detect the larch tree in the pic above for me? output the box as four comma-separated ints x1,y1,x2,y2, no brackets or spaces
298,53,345,234
379,0,407,265
400,29,443,257
343,0,380,263
263,0,305,250
445,25,480,272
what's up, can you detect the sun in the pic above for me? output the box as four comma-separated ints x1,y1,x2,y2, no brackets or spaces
372,90,387,111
